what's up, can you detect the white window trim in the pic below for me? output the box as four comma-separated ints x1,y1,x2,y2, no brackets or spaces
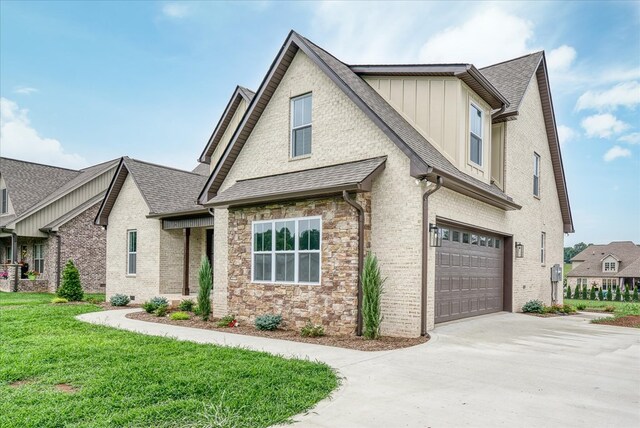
127,229,137,276
290,93,312,159
468,102,484,168
533,152,541,198
251,216,322,285
33,244,45,273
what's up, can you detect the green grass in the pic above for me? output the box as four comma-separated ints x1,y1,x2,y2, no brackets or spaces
0,292,338,428
565,298,640,316
563,263,571,280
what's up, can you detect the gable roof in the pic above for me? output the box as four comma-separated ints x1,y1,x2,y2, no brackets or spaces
481,52,574,233
0,157,79,218
191,162,210,176
198,85,255,163
95,157,209,225
199,31,520,212
567,241,640,278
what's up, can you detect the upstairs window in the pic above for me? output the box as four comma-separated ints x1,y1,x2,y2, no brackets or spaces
469,104,483,166
1,188,7,214
533,153,541,197
603,261,617,272
291,93,312,158
127,230,137,275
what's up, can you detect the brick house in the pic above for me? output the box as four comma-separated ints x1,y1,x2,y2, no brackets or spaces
567,241,640,294
0,157,118,292
100,31,573,337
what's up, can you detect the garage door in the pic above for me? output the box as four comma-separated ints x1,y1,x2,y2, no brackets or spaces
435,225,504,323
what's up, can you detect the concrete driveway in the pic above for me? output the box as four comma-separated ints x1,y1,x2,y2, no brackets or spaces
79,310,640,427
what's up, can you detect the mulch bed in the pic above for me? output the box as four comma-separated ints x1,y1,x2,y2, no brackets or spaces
592,315,640,328
523,312,576,318
126,311,428,352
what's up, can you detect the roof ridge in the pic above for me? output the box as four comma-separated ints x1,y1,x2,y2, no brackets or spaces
79,157,120,171
0,156,80,172
127,157,205,177
480,51,544,70
351,62,470,68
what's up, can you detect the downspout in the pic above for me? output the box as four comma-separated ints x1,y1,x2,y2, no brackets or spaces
421,176,443,336
55,233,62,291
11,232,18,292
343,190,364,337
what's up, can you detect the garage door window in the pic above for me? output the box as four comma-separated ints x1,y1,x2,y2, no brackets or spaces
471,234,478,245
462,233,470,244
442,228,450,240
452,230,460,242
495,239,501,249
488,238,494,247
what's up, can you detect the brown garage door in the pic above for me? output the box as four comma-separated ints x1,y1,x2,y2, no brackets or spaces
435,225,504,323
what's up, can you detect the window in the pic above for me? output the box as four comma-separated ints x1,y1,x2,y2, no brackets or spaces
127,230,137,275
541,232,546,265
495,239,501,249
252,217,321,284
462,233,470,244
34,244,44,274
479,236,487,247
471,234,478,245
452,230,460,242
291,93,312,157
4,246,12,263
533,153,541,197
442,228,450,240
469,104,483,166
604,261,617,272
0,188,7,214
487,238,494,248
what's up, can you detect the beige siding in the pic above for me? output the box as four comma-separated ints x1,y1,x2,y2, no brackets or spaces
0,175,15,220
363,76,493,184
210,99,248,173
16,170,114,237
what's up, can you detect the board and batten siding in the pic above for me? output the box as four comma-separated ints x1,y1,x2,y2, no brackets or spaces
15,170,114,237
363,76,494,184
209,99,248,174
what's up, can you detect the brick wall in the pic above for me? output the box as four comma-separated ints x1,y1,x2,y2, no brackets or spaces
226,195,368,335
159,227,206,296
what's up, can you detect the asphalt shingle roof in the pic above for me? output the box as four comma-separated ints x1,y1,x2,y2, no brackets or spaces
567,241,640,278
191,163,210,176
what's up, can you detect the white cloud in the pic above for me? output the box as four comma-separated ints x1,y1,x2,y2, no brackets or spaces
580,113,629,138
547,45,576,72
14,86,38,95
419,8,535,66
557,125,578,147
162,2,190,18
619,132,640,145
0,98,86,168
603,145,632,162
575,81,640,111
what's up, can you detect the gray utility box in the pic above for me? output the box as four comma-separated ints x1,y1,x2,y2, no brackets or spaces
550,264,562,282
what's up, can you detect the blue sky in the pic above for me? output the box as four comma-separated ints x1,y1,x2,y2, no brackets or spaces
1,1,639,246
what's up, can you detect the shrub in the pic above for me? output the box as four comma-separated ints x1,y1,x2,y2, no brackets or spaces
142,296,169,313
598,288,604,301
170,311,190,320
614,286,622,302
301,322,325,338
561,304,576,314
589,285,596,301
620,303,640,316
109,294,130,307
51,297,68,304
573,285,581,299
85,297,102,305
362,252,385,340
581,285,588,300
154,304,169,317
606,289,613,301
623,287,631,302
57,260,84,301
544,304,563,314
217,314,236,328
178,299,195,312
576,303,587,310
604,305,616,313
566,285,572,299
255,314,282,331
197,256,213,321
633,287,639,302
522,300,544,314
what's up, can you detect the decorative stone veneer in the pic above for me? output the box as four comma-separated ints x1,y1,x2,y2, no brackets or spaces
226,194,370,335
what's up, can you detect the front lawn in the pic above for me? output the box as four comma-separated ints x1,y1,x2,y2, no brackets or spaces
565,298,640,328
0,292,338,427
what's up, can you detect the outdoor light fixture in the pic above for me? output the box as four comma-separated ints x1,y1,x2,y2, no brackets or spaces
515,242,524,258
429,223,442,247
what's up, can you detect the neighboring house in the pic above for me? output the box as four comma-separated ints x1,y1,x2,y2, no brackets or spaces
567,241,640,292
95,86,254,302
95,157,211,302
0,157,118,292
194,31,573,337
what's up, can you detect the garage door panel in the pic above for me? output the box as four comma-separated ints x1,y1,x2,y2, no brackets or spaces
435,225,504,324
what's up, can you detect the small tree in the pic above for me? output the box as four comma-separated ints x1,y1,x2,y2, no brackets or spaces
566,285,572,300
614,285,622,302
362,252,385,340
57,260,83,301
573,284,581,299
633,287,639,302
606,287,613,301
589,284,596,300
597,288,604,301
623,286,631,302
196,256,213,321
581,284,588,300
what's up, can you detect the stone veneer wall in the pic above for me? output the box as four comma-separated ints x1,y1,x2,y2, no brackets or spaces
226,194,370,335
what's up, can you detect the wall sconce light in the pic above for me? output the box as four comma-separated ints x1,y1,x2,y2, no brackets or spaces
515,242,524,258
429,223,442,247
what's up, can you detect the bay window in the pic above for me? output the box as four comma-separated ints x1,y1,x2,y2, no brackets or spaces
253,217,321,284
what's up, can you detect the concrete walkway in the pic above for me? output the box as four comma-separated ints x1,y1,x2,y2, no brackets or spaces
78,310,640,428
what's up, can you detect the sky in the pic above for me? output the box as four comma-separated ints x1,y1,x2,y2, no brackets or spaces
1,1,639,246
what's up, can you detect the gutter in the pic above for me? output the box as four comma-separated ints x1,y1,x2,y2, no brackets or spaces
12,232,18,292
342,190,364,337
421,176,443,336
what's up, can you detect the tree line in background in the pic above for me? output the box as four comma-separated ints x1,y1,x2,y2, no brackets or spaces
564,242,592,264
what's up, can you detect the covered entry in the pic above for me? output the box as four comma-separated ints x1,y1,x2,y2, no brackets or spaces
435,223,506,323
